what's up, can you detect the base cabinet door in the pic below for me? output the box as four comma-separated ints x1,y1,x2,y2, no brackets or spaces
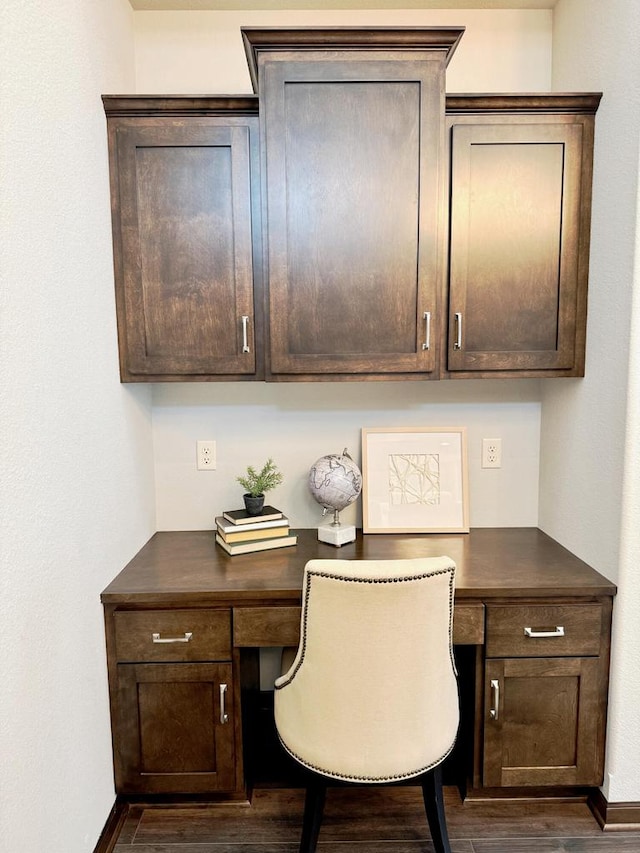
115,662,236,794
483,656,603,787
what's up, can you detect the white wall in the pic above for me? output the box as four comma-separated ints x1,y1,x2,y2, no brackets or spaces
543,0,640,804
134,8,552,93
153,381,541,530
0,1,156,850
137,8,552,533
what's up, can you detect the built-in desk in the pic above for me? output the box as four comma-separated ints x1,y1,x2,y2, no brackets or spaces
101,528,615,800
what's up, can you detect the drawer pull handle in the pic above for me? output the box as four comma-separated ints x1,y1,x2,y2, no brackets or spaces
454,312,463,350
151,631,193,644
422,311,431,351
241,315,250,354
489,678,500,720
220,683,229,724
524,626,565,638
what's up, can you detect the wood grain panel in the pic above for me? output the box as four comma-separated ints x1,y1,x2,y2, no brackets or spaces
114,608,231,662
101,529,617,606
284,80,420,357
134,145,236,358
234,606,302,647
234,602,483,647
115,662,235,793
453,603,484,645
485,603,603,658
138,681,216,773
462,142,564,352
107,113,262,380
262,52,444,377
483,657,602,787
448,121,584,374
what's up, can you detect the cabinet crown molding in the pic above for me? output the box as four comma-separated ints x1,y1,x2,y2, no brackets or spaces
446,93,602,114
102,95,259,117
241,25,465,92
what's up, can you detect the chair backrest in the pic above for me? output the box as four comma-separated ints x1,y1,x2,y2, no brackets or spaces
274,556,459,783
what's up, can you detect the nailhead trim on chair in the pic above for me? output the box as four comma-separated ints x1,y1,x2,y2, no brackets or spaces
275,564,456,691
276,732,457,784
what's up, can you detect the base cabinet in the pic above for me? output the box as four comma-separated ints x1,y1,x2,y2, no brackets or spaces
115,662,236,794
102,530,615,803
482,600,611,788
106,605,242,795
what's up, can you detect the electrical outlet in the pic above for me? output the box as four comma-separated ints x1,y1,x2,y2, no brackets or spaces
482,438,502,469
197,440,216,471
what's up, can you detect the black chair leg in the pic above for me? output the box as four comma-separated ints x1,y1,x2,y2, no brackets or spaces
299,777,326,853
421,765,452,853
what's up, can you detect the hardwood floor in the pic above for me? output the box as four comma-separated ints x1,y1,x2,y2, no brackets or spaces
110,788,640,852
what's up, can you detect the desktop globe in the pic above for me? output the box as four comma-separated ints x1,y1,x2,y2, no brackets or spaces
308,451,362,511
308,449,362,546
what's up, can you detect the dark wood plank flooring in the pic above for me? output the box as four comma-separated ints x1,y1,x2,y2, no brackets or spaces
111,788,640,852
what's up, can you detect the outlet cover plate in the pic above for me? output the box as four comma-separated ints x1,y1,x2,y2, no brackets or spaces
197,440,216,470
482,438,502,469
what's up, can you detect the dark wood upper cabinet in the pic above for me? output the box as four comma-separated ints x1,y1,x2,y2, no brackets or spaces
445,95,600,378
103,43,601,383
103,97,263,381
243,27,464,380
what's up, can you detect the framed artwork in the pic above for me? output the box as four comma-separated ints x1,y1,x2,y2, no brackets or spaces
362,427,469,534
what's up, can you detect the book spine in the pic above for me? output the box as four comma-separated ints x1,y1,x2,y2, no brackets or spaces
215,533,297,555
217,525,289,544
214,515,289,534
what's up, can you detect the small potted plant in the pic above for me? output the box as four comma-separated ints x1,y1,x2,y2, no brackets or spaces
237,458,284,516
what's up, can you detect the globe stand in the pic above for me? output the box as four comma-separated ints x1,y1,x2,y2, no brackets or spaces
318,508,356,547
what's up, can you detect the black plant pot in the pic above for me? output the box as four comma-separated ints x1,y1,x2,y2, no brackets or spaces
243,493,265,516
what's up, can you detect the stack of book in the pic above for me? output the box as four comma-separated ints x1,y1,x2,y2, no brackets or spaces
214,506,297,555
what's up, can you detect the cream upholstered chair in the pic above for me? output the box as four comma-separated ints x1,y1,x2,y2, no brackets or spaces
274,557,459,853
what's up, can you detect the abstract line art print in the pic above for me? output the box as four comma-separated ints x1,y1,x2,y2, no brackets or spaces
388,453,440,506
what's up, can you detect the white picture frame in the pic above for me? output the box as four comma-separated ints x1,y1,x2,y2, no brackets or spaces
362,427,469,534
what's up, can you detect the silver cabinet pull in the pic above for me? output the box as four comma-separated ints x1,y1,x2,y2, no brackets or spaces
489,678,500,720
241,315,250,353
524,626,565,638
422,311,431,351
151,631,193,644
454,312,463,350
219,683,229,724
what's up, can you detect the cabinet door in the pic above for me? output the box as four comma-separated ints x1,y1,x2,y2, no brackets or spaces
483,657,604,787
261,52,445,378
448,122,586,375
115,662,236,794
111,118,260,379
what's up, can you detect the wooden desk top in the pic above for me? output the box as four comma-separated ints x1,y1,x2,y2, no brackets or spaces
101,528,616,606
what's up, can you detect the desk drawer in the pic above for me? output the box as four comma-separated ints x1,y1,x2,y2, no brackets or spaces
114,609,232,662
233,603,484,647
234,607,301,647
486,603,603,658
